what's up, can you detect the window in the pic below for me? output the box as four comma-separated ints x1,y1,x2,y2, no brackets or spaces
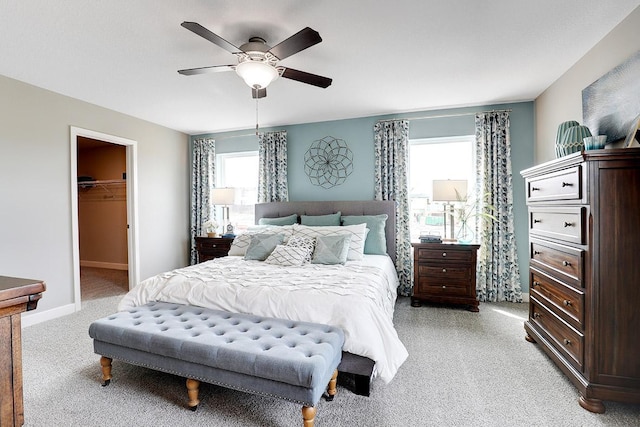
216,151,259,233
408,136,475,241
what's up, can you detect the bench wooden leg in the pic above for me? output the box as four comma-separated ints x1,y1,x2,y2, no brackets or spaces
326,369,338,401
302,405,316,427
186,378,200,411
100,356,112,387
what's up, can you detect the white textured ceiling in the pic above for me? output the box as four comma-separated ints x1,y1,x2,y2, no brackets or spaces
1,1,638,135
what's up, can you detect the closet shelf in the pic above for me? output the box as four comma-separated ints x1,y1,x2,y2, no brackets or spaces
78,179,126,201
78,179,125,189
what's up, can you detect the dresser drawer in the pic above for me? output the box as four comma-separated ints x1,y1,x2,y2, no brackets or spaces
416,248,472,262
530,268,584,329
530,297,584,370
530,238,584,286
529,207,586,244
415,277,470,297
526,165,582,203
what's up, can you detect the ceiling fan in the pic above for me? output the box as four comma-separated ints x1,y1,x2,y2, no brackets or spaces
178,22,332,99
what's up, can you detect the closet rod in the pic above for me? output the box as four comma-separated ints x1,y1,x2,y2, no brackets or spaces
377,108,512,123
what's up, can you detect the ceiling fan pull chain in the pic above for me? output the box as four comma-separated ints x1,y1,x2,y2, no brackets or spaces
255,97,259,136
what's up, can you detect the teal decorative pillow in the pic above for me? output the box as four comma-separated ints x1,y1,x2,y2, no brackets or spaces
341,214,388,254
300,211,341,226
265,245,308,266
311,235,351,265
244,234,284,261
258,214,298,226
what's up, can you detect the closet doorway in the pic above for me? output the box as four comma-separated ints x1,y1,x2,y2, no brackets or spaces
70,127,139,310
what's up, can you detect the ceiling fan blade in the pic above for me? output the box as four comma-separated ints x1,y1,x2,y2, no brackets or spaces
268,27,322,60
181,21,242,54
252,87,267,99
178,65,235,76
280,68,332,88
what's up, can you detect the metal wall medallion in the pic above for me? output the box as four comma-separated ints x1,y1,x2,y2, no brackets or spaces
304,136,353,189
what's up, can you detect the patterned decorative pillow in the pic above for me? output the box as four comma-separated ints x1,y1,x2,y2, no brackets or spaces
228,225,294,256
311,235,351,265
244,234,285,261
292,223,367,261
286,236,316,263
265,245,308,266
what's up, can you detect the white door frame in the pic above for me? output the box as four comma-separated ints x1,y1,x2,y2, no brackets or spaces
69,126,140,311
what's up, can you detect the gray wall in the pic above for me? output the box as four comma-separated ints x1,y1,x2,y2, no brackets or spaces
0,75,190,317
195,101,534,292
535,6,640,163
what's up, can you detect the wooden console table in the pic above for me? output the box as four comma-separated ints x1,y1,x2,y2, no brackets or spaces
0,276,45,427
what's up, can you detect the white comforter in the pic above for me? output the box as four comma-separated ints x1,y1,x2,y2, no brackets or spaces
118,255,408,383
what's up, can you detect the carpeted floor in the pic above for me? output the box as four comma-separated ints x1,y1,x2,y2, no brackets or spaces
80,267,129,300
21,296,640,426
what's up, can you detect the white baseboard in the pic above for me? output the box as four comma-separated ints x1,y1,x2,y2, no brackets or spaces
521,292,530,302
80,260,128,270
21,303,76,328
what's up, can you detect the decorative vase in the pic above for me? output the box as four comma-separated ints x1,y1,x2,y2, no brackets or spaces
555,120,580,158
456,220,474,244
556,125,592,157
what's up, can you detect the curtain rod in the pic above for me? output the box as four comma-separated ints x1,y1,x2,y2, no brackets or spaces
207,129,287,141
377,108,512,123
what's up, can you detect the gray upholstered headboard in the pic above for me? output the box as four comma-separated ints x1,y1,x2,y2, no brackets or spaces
254,200,396,262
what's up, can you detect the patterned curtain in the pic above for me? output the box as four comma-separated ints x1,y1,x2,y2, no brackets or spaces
258,131,289,202
190,137,215,265
474,112,522,302
374,120,413,296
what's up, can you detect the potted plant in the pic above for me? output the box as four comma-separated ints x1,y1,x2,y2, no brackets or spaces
202,219,219,237
452,191,496,244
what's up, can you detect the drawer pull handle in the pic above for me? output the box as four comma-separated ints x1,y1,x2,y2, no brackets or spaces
562,261,571,267
532,281,540,287
533,250,541,255
442,285,446,289
211,244,217,248
442,252,447,257
533,313,541,319
563,222,573,227
563,338,571,346
563,299,571,306
442,268,447,273
533,219,542,224
531,187,540,191
561,182,573,187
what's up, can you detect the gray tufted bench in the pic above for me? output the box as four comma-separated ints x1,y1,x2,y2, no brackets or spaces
88,302,344,427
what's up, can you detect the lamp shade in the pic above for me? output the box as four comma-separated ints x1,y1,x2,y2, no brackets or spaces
211,188,236,205
235,61,279,89
432,180,468,202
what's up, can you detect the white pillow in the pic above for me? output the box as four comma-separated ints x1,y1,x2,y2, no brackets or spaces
228,225,294,256
292,223,367,261
265,244,308,266
286,235,316,263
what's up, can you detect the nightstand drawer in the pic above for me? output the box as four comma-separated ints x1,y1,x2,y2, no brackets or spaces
415,278,469,297
526,165,582,203
417,264,472,282
529,207,586,244
195,237,233,263
530,238,584,285
530,268,584,329
416,248,472,262
530,296,584,371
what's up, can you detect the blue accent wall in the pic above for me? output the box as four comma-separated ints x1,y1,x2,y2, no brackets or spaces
193,101,535,292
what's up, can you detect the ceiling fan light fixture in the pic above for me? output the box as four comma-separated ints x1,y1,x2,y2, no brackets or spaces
235,60,279,89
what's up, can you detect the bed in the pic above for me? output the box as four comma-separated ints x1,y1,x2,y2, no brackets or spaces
118,200,407,395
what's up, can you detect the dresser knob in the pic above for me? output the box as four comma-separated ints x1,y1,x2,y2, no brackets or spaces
531,187,540,191
561,182,573,187
563,299,571,306
533,219,542,223
532,281,540,287
442,252,447,257
442,268,447,273
563,222,573,227
563,338,571,346
533,313,541,319
533,250,541,255
211,244,217,248
562,261,571,267
442,285,446,289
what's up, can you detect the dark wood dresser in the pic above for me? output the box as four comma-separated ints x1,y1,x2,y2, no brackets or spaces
411,242,480,311
195,236,233,263
0,276,45,427
521,149,640,413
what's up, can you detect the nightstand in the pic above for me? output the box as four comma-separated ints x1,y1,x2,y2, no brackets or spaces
195,236,233,263
411,242,480,312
